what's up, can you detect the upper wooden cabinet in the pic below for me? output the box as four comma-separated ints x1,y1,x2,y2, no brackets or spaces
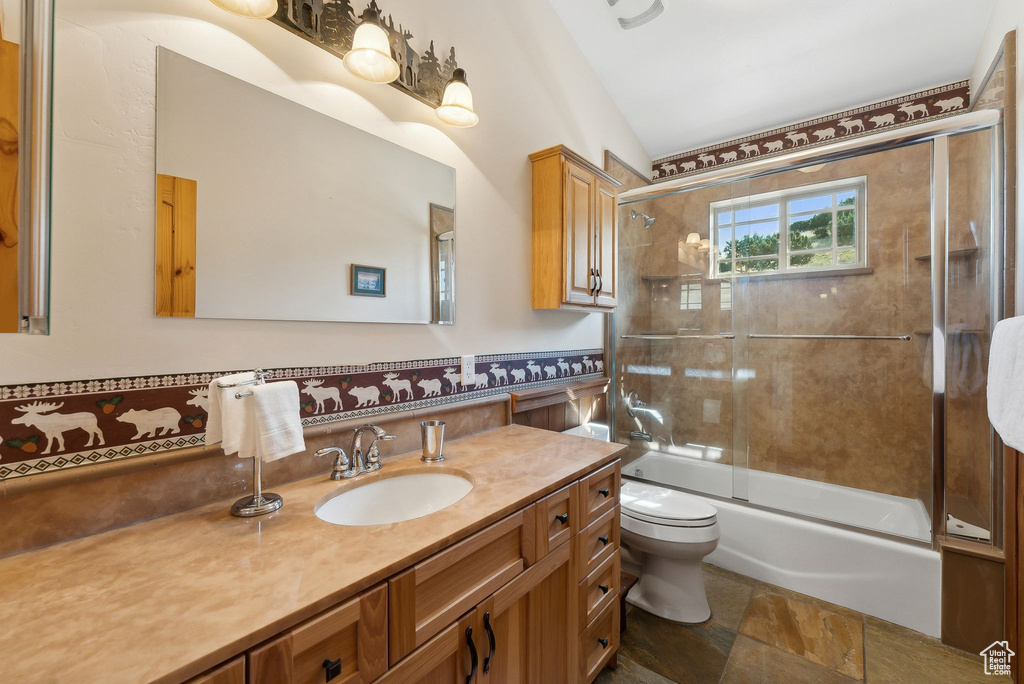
530,146,622,310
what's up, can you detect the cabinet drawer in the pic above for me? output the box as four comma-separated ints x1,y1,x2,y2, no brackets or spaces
388,506,535,665
248,583,388,684
187,656,244,684
578,549,620,631
534,482,579,558
578,461,620,527
579,598,619,683
575,506,620,581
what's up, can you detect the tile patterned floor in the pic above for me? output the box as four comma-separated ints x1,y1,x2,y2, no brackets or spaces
595,564,1006,684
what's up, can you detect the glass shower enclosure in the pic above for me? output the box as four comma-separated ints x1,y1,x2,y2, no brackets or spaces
611,110,1004,546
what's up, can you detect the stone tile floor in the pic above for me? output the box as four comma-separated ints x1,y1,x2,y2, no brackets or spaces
596,563,1007,683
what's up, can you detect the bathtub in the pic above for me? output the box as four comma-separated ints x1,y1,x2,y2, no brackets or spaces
624,451,941,636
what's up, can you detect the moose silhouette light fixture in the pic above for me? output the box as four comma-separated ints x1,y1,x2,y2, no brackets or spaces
211,0,478,126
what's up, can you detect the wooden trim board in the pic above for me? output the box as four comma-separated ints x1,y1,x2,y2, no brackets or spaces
155,173,197,317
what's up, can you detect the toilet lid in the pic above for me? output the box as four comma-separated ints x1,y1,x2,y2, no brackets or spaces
621,480,718,528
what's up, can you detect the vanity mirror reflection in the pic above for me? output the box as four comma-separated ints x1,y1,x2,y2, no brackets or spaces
0,0,53,335
154,48,456,325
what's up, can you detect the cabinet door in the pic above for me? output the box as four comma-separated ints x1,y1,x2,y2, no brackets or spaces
248,583,387,684
481,541,576,683
564,161,597,306
594,182,617,308
375,612,477,684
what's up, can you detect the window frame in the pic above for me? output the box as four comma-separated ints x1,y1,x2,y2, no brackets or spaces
709,176,868,278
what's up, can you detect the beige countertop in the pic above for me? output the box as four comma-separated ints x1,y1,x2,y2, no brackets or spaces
0,425,625,684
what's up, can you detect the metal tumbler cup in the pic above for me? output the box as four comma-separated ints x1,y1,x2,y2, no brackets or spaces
420,420,446,462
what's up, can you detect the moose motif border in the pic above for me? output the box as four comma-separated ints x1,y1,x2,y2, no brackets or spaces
652,81,970,181
0,349,605,481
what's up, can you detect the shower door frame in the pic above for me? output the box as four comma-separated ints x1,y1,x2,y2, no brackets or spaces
609,108,1006,548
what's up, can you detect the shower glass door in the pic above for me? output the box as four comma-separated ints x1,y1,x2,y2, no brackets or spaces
615,122,1002,545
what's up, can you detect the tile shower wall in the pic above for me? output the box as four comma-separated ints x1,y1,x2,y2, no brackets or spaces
0,349,603,480
620,143,938,501
652,81,970,181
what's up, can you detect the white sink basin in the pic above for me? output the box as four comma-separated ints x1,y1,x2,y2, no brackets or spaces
315,471,474,526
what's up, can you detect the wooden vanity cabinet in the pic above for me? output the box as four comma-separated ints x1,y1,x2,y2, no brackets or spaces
203,459,621,684
530,145,621,311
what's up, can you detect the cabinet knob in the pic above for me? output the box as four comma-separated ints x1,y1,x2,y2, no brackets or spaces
322,657,342,682
599,488,610,497
555,513,569,524
598,637,609,649
599,584,610,594
598,535,610,545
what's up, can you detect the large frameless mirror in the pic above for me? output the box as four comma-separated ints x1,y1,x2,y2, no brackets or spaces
154,48,456,325
0,0,53,334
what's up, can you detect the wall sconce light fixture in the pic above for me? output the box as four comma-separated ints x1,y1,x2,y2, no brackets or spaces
344,5,401,84
436,68,478,127
210,1,481,126
209,0,276,19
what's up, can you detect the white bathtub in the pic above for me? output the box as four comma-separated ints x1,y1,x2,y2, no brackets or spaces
624,451,941,636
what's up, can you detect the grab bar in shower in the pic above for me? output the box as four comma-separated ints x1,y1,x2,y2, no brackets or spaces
747,333,912,341
620,333,736,340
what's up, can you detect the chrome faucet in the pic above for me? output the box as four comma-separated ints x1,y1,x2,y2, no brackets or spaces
352,424,396,475
315,425,396,481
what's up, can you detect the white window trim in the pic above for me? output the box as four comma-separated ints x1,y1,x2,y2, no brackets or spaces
709,176,868,278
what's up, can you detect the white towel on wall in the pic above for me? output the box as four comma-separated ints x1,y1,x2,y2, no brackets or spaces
249,380,305,462
988,315,1024,452
206,372,255,456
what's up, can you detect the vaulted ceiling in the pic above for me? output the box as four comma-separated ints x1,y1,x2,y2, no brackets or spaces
549,0,996,159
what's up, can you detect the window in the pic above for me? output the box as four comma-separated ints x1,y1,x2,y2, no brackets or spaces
680,281,702,310
710,177,866,277
720,281,732,310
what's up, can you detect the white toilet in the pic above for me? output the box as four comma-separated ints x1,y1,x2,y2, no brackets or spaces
620,479,720,623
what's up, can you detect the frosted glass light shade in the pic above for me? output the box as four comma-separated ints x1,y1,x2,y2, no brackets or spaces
685,232,701,245
344,10,400,84
436,69,479,127
209,0,276,19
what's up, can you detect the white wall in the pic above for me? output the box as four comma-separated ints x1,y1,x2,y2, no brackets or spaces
0,0,649,384
971,0,1024,312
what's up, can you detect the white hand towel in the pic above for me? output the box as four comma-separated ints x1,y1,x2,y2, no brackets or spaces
988,315,1024,451
206,372,256,456
249,380,305,462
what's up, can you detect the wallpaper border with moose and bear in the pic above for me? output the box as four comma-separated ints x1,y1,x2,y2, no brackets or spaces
0,349,605,481
651,81,970,181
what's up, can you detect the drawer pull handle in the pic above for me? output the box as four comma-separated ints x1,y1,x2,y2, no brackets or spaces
599,488,610,497
599,584,610,594
598,535,610,545
466,627,478,683
598,637,609,649
322,657,342,682
483,611,496,674
556,513,569,524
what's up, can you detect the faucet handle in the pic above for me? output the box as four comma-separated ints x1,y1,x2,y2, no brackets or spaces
314,447,349,481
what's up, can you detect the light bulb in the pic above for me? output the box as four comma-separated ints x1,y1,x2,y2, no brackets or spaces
436,68,479,127
209,0,276,19
344,7,400,84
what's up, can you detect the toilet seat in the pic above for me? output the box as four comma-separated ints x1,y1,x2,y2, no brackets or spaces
621,480,718,528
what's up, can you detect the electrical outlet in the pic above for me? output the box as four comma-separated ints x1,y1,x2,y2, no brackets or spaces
460,355,475,385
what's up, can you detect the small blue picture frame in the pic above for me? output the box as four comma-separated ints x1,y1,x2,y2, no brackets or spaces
351,264,386,297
